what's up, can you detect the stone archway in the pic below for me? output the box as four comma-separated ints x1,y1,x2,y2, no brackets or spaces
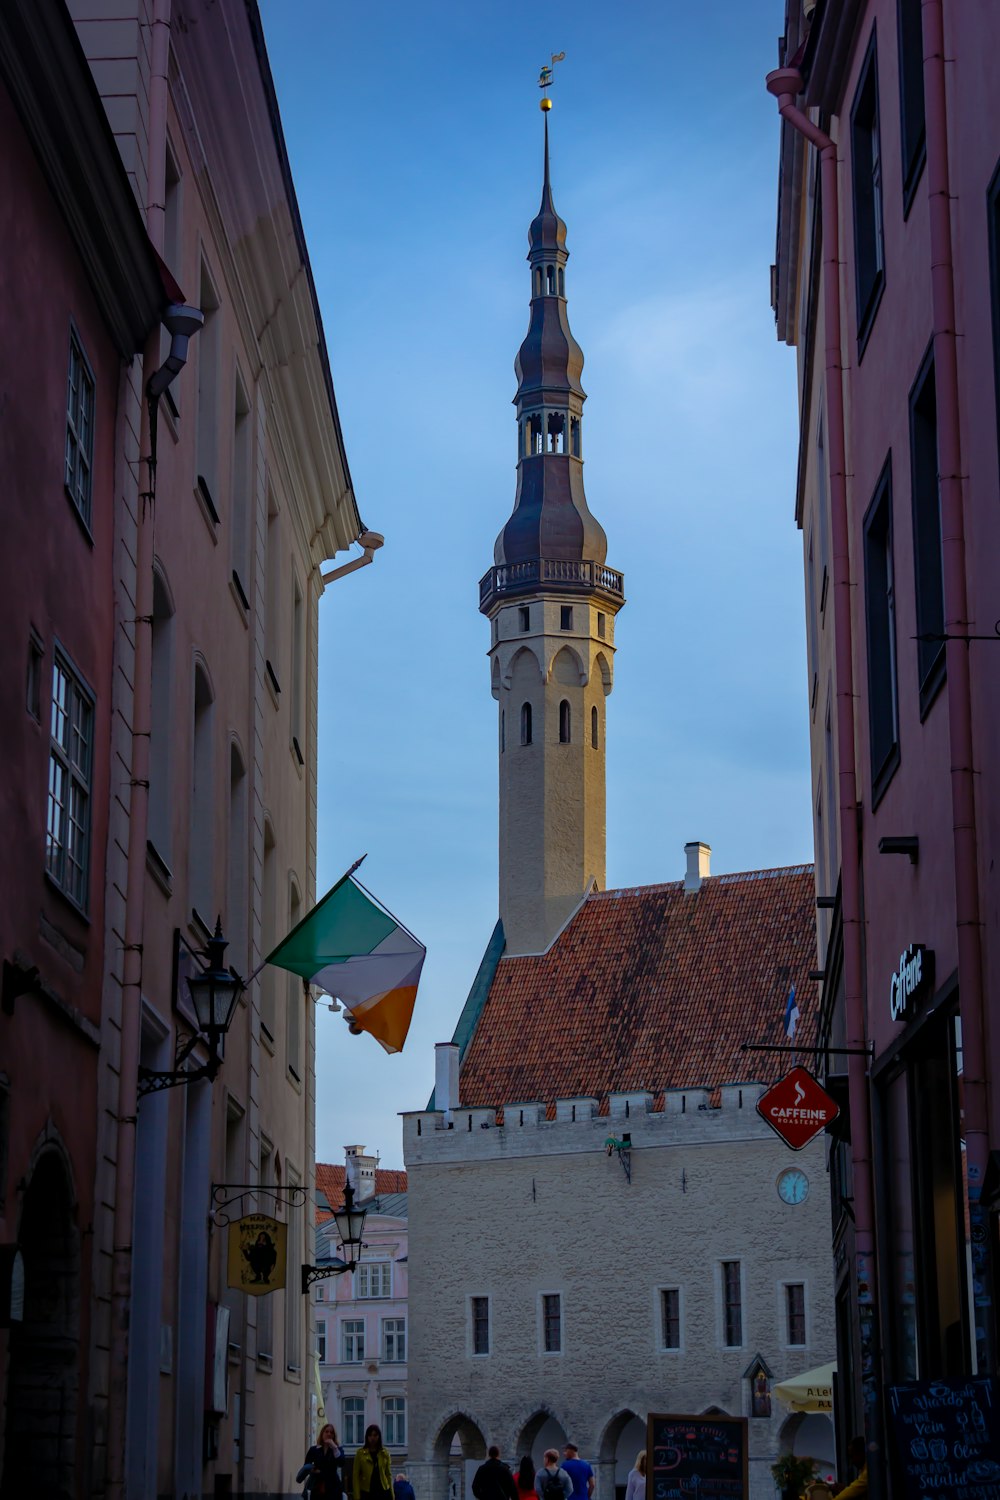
513,1407,569,1470
410,1410,489,1500
596,1409,645,1500
1,1146,80,1499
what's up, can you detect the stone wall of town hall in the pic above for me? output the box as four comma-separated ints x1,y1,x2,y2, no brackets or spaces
404,1088,833,1500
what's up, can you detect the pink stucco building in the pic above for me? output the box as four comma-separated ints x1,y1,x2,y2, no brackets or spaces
771,0,1000,1489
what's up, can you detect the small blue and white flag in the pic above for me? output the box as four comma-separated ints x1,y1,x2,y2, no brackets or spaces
783,986,800,1040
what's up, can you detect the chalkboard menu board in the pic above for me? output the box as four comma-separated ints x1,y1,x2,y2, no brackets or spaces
647,1413,748,1500
888,1376,1000,1498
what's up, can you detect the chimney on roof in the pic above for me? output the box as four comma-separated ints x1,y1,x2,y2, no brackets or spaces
344,1144,377,1199
435,1042,460,1123
684,841,711,893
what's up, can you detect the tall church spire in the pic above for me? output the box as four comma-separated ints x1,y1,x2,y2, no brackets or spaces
480,92,625,957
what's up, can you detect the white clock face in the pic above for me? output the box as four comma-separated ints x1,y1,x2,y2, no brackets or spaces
777,1168,810,1205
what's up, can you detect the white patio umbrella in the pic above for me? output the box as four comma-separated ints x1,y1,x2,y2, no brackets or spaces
774,1362,836,1412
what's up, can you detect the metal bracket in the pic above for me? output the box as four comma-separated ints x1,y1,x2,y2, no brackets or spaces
211,1183,308,1225
301,1258,354,1296
741,1042,874,1058
915,622,1000,643
137,1030,215,1097
605,1134,632,1184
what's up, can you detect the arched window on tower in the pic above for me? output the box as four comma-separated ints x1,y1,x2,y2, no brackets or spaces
501,710,505,753
571,417,581,458
520,702,532,746
558,267,565,296
546,264,556,294
591,705,599,749
534,267,543,298
529,413,543,455
547,412,565,454
559,700,571,744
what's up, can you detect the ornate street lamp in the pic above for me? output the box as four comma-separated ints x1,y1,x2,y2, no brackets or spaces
301,1181,368,1293
137,919,243,1097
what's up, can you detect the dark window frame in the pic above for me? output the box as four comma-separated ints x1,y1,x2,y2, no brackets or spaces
46,646,95,912
661,1287,681,1350
520,702,532,746
786,1283,807,1346
542,1292,562,1353
897,0,927,215
65,328,96,531
863,457,901,805
851,30,886,356
908,346,946,715
471,1295,490,1355
722,1260,742,1348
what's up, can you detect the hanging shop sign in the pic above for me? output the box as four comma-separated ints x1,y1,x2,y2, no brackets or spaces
889,944,934,1024
227,1213,287,1296
757,1066,840,1151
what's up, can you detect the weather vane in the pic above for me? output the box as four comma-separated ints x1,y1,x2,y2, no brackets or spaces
538,51,565,111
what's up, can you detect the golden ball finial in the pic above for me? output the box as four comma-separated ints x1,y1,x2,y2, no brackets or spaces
540,96,553,111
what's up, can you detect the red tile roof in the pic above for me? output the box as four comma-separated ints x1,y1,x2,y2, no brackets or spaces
458,866,818,1110
315,1163,408,1223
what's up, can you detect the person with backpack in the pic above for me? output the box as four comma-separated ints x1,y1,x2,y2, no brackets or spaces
535,1450,572,1500
472,1447,518,1500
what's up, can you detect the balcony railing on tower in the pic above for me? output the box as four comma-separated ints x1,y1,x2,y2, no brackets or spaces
479,557,624,610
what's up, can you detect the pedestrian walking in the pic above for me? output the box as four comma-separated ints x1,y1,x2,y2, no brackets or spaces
624,1451,646,1500
297,1423,345,1497
561,1444,594,1500
353,1425,394,1500
473,1446,518,1500
394,1471,416,1500
514,1457,536,1500
535,1450,573,1500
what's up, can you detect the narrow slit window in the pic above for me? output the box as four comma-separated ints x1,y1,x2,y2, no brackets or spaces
519,605,530,632
560,606,573,631
520,702,532,746
591,705,599,749
570,417,581,458
559,700,571,744
558,267,565,296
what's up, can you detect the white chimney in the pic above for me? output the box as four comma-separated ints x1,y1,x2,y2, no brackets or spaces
684,840,711,893
435,1042,460,1123
344,1144,377,1198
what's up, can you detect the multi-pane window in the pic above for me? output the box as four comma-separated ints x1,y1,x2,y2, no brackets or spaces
47,655,94,908
786,1284,806,1346
65,333,95,525
382,1318,406,1362
316,1320,327,1363
342,1397,366,1447
661,1288,681,1350
909,352,945,704
356,1262,391,1299
864,461,900,800
722,1261,743,1347
342,1320,365,1362
383,1396,406,1447
471,1296,490,1355
851,36,886,344
542,1293,562,1353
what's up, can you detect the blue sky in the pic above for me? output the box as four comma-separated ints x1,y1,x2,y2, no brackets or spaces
258,0,809,1171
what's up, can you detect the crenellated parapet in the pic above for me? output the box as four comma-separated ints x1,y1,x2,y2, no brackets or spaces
404,1081,773,1166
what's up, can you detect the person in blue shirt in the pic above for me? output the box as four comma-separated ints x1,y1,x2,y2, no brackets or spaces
561,1445,594,1500
394,1472,416,1500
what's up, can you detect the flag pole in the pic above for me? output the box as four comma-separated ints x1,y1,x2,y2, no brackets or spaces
241,853,369,989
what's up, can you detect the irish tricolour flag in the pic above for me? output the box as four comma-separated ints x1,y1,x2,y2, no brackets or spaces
265,865,424,1054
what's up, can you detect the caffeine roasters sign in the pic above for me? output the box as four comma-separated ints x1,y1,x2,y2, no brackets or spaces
756,1066,840,1151
889,943,932,1023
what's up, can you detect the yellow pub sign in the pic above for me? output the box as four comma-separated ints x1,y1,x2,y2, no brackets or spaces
227,1213,286,1296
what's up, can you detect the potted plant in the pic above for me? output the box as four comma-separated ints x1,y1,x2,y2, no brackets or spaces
770,1453,818,1500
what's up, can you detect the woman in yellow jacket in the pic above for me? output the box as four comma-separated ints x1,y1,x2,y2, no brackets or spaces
353,1425,393,1500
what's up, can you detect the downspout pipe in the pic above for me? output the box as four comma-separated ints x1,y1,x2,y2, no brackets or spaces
106,304,201,1500
922,0,992,1369
320,529,384,587
766,66,883,1466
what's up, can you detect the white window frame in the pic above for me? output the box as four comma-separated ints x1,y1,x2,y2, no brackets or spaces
342,1396,366,1447
539,1290,563,1356
718,1258,745,1351
341,1319,365,1363
356,1261,391,1299
469,1293,491,1357
316,1319,327,1364
382,1317,406,1363
655,1284,684,1353
382,1394,406,1447
46,648,94,910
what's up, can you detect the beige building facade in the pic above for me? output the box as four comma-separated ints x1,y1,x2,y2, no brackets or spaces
404,1081,834,1500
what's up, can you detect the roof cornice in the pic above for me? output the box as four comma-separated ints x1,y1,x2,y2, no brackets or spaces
0,0,164,356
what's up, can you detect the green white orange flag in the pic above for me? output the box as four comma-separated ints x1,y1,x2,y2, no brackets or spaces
265,867,424,1054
